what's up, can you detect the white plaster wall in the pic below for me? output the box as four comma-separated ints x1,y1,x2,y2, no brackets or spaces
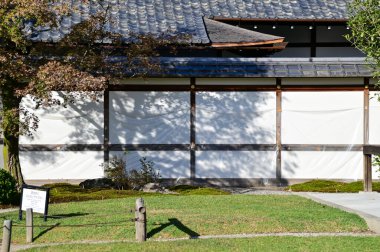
196,151,276,178
110,151,190,178
20,151,104,180
196,92,276,144
369,92,380,144
282,91,363,144
110,91,190,144
19,92,104,144
282,151,374,180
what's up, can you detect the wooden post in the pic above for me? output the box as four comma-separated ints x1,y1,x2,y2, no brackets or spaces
363,81,372,192
26,208,33,243
135,198,146,242
103,89,110,163
190,78,196,181
1,220,12,252
276,78,282,184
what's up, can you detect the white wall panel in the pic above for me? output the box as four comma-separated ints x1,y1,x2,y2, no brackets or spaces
110,151,190,178
110,92,190,144
20,151,104,180
196,92,276,144
20,92,104,144
196,151,276,178
282,151,364,179
369,92,380,144
282,92,363,144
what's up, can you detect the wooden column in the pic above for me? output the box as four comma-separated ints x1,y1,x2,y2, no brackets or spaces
363,79,372,192
276,78,282,183
190,78,196,180
104,89,110,163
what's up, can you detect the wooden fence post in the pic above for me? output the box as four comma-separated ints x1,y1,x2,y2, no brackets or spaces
26,208,33,243
135,198,146,242
1,220,12,252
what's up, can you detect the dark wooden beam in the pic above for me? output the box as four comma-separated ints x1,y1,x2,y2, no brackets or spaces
19,144,103,151
212,17,348,24
109,85,190,91
282,144,363,151
363,145,380,155
196,144,276,151
276,78,282,182
282,86,364,92
196,85,276,91
190,78,196,180
109,144,190,151
363,79,372,191
104,89,110,162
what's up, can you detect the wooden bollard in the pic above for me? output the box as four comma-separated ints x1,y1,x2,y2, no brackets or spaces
26,208,33,243
1,220,12,252
135,198,146,242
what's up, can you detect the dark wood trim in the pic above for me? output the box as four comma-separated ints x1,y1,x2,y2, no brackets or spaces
109,85,190,91
0,139,3,145
213,17,348,24
363,145,380,155
190,78,196,180
19,144,104,151
282,144,363,151
196,85,277,91
18,143,365,152
109,144,190,151
104,89,110,162
287,42,352,48
363,80,372,191
281,86,364,92
276,78,282,181
364,154,372,192
196,144,276,151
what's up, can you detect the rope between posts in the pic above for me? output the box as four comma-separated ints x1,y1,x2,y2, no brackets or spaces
12,219,139,228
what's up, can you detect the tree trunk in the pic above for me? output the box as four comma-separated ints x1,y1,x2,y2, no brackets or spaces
3,134,23,187
1,83,24,187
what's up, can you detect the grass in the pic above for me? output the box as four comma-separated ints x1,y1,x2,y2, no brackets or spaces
0,195,368,245
285,180,380,193
43,183,229,203
23,236,380,252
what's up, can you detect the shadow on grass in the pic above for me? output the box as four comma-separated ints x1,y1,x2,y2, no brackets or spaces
33,223,60,242
148,218,199,238
46,212,91,219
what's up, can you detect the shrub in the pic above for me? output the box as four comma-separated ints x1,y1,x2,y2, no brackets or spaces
0,169,20,205
103,156,160,190
129,157,160,189
103,157,130,190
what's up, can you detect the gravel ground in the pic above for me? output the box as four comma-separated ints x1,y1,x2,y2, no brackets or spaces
222,187,292,195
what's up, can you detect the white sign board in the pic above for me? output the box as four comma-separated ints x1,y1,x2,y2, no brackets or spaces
21,188,47,214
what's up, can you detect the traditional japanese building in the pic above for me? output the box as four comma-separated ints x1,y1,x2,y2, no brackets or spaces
1,0,378,187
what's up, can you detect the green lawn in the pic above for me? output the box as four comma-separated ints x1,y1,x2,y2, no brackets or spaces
285,180,380,193
0,195,368,245
23,236,380,252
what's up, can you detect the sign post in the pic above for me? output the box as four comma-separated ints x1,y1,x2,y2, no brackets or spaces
19,185,50,222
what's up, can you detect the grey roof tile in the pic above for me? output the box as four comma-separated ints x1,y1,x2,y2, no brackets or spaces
29,0,350,43
122,57,372,78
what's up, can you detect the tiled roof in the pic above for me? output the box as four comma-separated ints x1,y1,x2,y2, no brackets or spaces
29,0,350,43
125,57,372,78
